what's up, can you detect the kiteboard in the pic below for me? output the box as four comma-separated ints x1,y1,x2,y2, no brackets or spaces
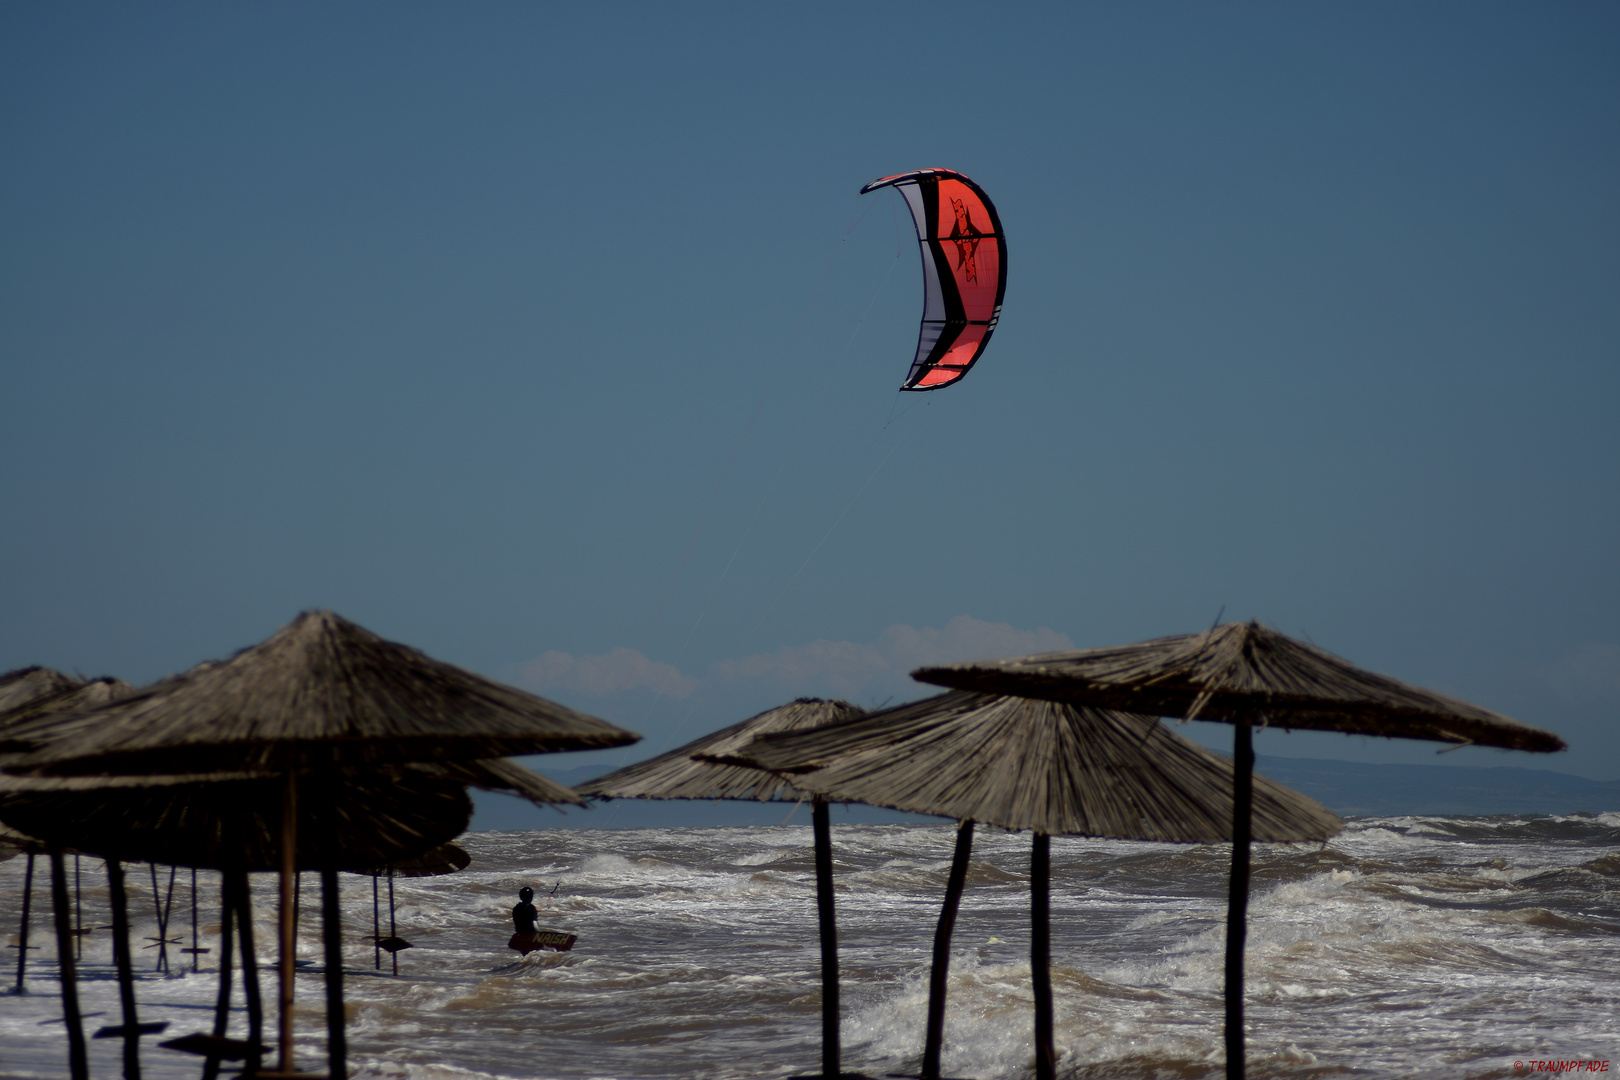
508,930,576,955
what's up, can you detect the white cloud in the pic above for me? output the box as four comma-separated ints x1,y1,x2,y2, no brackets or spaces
1545,642,1620,702
517,616,1073,705
518,647,696,699
710,615,1074,701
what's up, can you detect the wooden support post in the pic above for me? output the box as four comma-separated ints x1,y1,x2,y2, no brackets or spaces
1031,833,1054,1080
1225,718,1254,1080
107,859,144,1080
50,849,89,1080
73,854,82,962
148,863,176,974
13,849,35,993
372,873,381,970
233,869,264,1077
321,865,347,1080
388,867,398,978
812,798,840,1080
278,770,297,1075
921,820,974,1080
202,872,237,1080
190,868,200,973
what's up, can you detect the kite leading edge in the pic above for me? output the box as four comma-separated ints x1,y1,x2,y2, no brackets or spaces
861,168,1007,391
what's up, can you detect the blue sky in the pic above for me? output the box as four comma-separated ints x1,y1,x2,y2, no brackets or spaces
3,3,1616,783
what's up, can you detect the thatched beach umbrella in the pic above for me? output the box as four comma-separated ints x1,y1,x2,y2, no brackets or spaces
3,711,581,1072
5,610,639,1080
578,697,866,1080
0,666,80,717
727,691,1341,1080
912,620,1567,1080
0,674,137,1079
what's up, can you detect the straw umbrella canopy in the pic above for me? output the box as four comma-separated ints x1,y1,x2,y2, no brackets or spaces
912,620,1567,1080
5,610,637,777
375,840,470,878
0,666,81,717
4,609,639,1080
0,755,570,1080
0,767,473,870
725,690,1341,1080
0,674,140,1079
578,697,866,1080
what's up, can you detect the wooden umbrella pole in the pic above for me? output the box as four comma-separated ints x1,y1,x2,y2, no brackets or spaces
74,854,82,962
388,867,398,978
49,848,89,1080
921,820,975,1080
190,868,199,973
1031,833,1054,1080
232,869,264,1077
277,769,298,1074
14,849,35,993
1224,718,1254,1080
320,865,347,1080
372,873,380,970
149,863,176,974
48,850,88,1078
107,859,144,1080
812,798,840,1080
202,872,236,1080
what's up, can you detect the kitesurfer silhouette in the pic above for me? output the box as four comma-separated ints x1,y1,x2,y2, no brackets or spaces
512,886,538,935
507,882,575,955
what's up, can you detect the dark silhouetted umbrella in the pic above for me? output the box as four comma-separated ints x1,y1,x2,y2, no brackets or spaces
580,698,866,1080
0,674,136,1079
4,610,639,1080
912,620,1566,1080
727,690,1340,1080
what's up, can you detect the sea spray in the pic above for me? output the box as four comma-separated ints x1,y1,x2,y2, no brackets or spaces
1,816,1615,1079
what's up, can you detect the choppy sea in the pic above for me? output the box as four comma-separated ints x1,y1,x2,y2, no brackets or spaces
3,814,1617,1079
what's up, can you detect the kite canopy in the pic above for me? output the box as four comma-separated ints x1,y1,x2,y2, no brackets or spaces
863,168,1006,391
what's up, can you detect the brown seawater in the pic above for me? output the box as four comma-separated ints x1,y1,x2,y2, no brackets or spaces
2,815,1617,1079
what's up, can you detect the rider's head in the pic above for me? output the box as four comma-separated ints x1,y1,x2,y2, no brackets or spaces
518,887,534,902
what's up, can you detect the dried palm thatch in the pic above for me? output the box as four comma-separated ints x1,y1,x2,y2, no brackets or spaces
0,678,143,852
363,841,471,878
5,610,639,778
0,820,34,860
0,666,83,718
0,677,138,754
0,767,472,871
416,757,587,808
578,697,863,802
0,681,570,865
726,691,1340,842
914,620,1565,751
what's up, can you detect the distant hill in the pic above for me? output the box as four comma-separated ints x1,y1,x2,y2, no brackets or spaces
1250,756,1620,818
468,758,1620,832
